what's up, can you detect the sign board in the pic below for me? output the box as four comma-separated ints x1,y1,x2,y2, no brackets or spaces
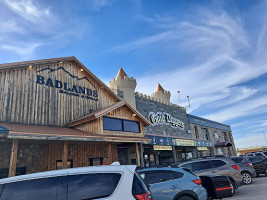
197,147,208,151
148,112,185,129
153,145,172,151
172,139,196,146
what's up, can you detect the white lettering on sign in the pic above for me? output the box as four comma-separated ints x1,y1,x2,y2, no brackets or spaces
148,112,185,129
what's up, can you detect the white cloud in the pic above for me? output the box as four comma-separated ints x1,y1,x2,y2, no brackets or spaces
235,134,267,149
88,0,115,11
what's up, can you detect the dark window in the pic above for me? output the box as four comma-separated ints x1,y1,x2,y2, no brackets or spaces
132,173,148,196
142,171,183,185
192,161,213,172
56,160,73,169
202,128,209,140
88,157,108,166
231,157,244,164
249,157,262,163
0,177,60,200
123,120,140,133
194,126,199,138
103,117,140,133
68,173,121,200
264,152,267,156
255,153,263,156
211,160,227,168
180,163,193,171
103,117,123,131
0,184,3,195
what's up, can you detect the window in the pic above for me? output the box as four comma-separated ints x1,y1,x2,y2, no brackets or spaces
123,120,140,133
0,177,60,200
103,117,140,133
194,126,199,139
201,128,209,140
68,173,121,200
142,171,183,185
250,157,262,163
264,152,267,156
255,153,263,157
231,157,244,164
211,160,227,168
88,157,108,166
223,132,227,141
56,160,73,169
132,173,148,196
103,117,123,131
180,163,193,171
192,161,213,172
0,184,3,194
217,148,223,155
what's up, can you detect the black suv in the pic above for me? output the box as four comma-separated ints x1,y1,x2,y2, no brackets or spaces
246,156,267,177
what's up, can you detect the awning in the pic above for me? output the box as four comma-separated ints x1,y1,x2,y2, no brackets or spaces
214,142,233,147
0,123,151,143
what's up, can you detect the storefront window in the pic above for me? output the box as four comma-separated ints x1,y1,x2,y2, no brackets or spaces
103,117,140,133
56,159,73,169
88,157,108,166
201,128,209,140
217,148,223,155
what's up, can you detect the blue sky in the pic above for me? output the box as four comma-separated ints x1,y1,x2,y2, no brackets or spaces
1,0,267,149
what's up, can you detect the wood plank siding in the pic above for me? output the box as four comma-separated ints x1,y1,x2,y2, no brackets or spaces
0,61,119,127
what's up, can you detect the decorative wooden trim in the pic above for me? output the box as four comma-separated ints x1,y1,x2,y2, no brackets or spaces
9,139,18,177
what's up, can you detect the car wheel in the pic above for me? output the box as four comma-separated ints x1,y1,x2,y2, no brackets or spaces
256,173,260,177
242,172,252,184
176,196,195,200
229,180,236,196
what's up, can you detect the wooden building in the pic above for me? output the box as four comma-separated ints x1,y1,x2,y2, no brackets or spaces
0,57,151,178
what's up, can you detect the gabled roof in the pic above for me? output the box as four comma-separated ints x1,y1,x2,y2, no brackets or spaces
0,56,121,102
67,100,151,127
156,83,165,93
116,67,128,79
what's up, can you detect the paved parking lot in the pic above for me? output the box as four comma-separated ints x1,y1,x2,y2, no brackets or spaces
227,175,267,200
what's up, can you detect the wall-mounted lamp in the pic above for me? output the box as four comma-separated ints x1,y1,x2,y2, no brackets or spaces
133,113,136,117
80,68,84,72
29,65,32,69
59,61,63,64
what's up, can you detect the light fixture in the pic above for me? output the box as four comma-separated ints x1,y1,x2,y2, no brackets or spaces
133,113,136,117
59,61,63,64
80,68,84,72
29,65,32,69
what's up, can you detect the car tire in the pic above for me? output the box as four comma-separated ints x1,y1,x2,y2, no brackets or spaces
242,172,252,184
176,196,195,200
229,180,236,197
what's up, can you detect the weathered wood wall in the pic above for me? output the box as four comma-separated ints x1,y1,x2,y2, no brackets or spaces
0,61,118,126
43,141,118,171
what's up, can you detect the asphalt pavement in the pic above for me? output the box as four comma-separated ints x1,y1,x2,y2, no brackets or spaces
226,175,267,200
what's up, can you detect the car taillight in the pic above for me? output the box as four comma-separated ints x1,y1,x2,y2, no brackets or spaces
245,162,252,166
192,179,202,185
135,191,152,200
232,165,240,170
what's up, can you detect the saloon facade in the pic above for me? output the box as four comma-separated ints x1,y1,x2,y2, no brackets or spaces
0,57,151,178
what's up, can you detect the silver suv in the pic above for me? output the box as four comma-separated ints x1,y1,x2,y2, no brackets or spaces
175,157,243,196
0,164,152,200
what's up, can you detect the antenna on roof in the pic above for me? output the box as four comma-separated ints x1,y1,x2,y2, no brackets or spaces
177,91,180,105
187,96,190,107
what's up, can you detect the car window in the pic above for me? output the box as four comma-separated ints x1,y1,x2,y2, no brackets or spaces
211,160,227,168
231,157,243,164
0,176,60,200
132,173,148,196
0,184,3,195
255,153,263,156
264,152,267,156
192,161,213,172
143,171,183,185
251,157,262,162
180,163,193,171
68,173,121,200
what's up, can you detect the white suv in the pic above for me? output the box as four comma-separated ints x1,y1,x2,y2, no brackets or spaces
0,165,152,200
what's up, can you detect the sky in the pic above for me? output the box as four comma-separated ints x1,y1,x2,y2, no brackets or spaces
1,0,267,149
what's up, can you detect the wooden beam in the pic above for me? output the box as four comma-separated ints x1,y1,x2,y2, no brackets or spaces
62,141,68,169
107,143,112,164
135,143,140,167
140,143,144,167
9,139,18,177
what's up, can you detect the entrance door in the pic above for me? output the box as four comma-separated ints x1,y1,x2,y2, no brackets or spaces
117,146,129,165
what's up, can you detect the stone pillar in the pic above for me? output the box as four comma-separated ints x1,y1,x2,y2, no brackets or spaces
140,144,144,167
172,146,178,163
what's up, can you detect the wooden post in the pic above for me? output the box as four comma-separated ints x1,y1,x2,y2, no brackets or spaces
62,141,68,169
140,143,144,167
9,140,18,177
107,143,112,164
135,143,140,167
172,146,178,163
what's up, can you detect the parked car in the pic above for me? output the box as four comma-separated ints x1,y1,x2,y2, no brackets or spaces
242,151,267,159
230,156,256,184
0,164,152,200
246,156,267,177
174,157,243,196
137,167,207,200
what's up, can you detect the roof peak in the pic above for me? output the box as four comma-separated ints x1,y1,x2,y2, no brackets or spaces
156,83,165,93
116,67,128,79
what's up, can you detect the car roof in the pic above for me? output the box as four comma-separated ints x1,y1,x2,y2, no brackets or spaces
137,167,182,172
0,165,136,184
178,157,233,165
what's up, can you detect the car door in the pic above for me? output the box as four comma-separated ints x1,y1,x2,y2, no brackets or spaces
140,170,183,200
190,161,214,176
210,160,229,176
250,157,264,173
